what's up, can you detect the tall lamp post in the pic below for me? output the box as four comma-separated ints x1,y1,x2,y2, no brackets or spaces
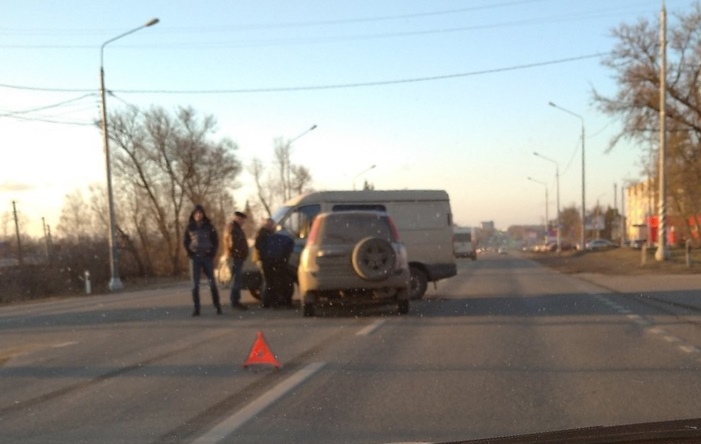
353,164,376,190
534,152,561,253
100,18,159,291
284,124,317,201
549,101,585,251
656,1,670,261
527,177,549,235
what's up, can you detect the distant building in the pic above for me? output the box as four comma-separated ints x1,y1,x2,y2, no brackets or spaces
624,178,692,246
480,221,495,231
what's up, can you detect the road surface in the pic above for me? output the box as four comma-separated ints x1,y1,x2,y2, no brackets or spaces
2,252,701,443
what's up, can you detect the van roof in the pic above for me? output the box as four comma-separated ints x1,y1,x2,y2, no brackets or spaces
284,189,450,207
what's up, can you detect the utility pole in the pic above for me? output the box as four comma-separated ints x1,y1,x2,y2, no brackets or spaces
656,1,670,261
12,201,23,265
621,184,626,246
42,217,52,264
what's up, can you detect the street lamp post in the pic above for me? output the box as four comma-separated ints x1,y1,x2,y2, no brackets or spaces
549,101,585,251
100,18,159,291
353,164,376,190
285,124,317,201
534,152,561,253
527,177,549,234
656,2,670,261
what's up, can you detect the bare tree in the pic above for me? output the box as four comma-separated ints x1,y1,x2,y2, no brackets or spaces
250,137,314,219
108,105,242,276
57,189,102,240
593,3,701,236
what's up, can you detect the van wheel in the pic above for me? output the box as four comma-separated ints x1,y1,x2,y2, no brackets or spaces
303,303,315,317
409,266,428,300
352,237,396,281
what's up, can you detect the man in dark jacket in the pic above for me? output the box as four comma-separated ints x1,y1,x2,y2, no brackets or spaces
262,230,295,308
183,204,222,316
226,211,249,311
253,218,275,308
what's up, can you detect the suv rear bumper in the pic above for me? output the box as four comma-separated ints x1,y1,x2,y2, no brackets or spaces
299,268,410,304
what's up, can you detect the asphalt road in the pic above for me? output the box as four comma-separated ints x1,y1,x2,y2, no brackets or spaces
2,253,701,443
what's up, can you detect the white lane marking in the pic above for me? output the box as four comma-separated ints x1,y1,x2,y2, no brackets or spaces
52,341,78,348
679,345,700,354
664,335,683,344
190,362,326,444
356,319,386,336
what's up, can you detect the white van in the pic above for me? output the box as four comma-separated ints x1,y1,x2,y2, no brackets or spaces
267,189,457,299
453,226,476,260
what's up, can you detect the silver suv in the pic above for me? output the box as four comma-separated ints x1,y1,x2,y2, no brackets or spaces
298,211,411,317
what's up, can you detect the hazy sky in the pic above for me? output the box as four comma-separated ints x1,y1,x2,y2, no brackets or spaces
1,0,692,236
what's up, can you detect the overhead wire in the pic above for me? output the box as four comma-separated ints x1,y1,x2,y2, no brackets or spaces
0,93,96,117
0,3,660,50
0,52,607,95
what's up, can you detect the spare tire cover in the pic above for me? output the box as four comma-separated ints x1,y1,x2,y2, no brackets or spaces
352,237,396,281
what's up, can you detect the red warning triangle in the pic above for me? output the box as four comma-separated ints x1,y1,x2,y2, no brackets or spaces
243,331,281,368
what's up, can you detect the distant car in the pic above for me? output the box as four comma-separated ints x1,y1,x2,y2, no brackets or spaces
297,211,411,317
585,239,618,251
497,247,507,255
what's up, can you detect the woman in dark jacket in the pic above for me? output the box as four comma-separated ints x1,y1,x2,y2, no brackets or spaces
183,204,222,316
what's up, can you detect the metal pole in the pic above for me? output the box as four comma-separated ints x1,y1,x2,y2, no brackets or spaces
99,18,159,291
534,153,561,253
285,124,317,201
548,102,586,251
12,201,23,265
100,66,122,290
621,184,626,246
656,2,670,261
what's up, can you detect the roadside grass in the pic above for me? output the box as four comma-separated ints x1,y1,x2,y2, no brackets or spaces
528,246,701,275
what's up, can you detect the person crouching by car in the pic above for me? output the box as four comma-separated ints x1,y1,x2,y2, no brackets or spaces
183,204,222,316
262,230,295,308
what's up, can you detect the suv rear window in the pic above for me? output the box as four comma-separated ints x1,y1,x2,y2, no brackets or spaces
318,213,394,244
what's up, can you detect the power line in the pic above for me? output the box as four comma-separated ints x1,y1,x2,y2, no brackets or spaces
2,114,94,126
0,1,548,37
0,52,607,95
0,4,654,50
0,93,97,118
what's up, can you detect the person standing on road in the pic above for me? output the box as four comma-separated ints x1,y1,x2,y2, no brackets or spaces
183,204,222,316
253,218,275,308
262,230,295,308
226,211,249,311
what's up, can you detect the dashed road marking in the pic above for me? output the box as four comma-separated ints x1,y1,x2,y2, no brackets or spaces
190,362,326,444
356,319,386,336
679,345,700,354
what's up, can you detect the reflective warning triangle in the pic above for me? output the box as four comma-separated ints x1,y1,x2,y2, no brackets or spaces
243,331,281,368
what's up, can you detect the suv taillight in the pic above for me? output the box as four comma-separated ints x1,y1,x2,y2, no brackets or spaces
387,216,400,242
306,217,322,246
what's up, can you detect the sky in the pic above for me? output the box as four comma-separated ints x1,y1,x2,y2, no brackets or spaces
1,0,695,237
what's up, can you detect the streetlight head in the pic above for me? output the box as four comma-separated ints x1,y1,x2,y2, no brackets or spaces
548,101,556,107
145,18,160,27
533,152,539,156
310,124,318,130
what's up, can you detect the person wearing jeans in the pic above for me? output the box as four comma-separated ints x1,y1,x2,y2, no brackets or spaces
183,204,222,316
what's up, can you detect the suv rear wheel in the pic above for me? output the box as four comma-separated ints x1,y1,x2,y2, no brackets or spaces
352,237,396,281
